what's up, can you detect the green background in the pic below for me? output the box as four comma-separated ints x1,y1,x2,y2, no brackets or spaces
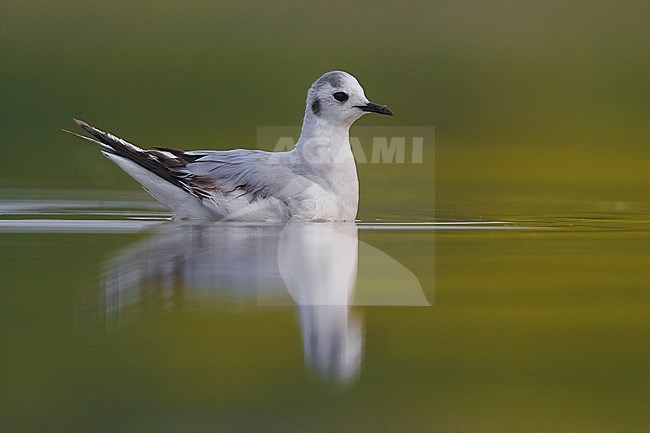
2,1,648,218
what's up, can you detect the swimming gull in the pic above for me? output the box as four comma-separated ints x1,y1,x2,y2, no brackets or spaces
65,70,392,221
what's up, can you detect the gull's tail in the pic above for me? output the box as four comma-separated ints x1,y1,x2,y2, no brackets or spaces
64,119,214,218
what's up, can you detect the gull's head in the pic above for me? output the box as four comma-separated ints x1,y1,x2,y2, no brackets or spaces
305,71,392,126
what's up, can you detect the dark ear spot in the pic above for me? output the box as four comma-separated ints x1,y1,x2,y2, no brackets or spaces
311,98,321,116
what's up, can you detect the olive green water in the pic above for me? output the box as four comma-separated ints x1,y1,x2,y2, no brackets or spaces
1,2,649,432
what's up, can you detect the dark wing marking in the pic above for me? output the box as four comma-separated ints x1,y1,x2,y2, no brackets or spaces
68,119,212,200
153,147,204,164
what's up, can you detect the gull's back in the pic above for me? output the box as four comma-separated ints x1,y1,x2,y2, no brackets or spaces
183,148,327,221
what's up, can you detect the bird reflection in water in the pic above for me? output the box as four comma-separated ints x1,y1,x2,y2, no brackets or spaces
97,223,363,382
94,222,429,382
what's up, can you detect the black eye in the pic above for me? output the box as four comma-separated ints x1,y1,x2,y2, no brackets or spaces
333,92,349,102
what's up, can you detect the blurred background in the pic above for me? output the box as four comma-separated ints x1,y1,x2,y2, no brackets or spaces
1,2,649,433
1,0,648,218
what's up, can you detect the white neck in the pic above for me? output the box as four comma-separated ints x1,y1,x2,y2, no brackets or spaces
295,112,355,166
293,111,360,219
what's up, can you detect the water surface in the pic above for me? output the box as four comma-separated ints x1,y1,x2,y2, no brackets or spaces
1,190,648,432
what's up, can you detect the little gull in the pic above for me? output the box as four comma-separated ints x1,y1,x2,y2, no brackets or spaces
65,70,392,221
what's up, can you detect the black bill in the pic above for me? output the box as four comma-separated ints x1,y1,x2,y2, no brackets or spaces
355,102,393,116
